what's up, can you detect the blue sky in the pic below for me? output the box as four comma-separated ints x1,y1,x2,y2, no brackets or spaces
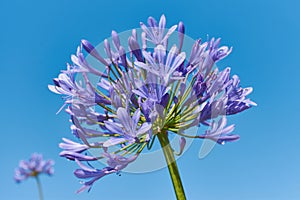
1,0,300,199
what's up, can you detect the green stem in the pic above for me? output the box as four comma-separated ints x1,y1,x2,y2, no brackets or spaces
157,131,186,200
35,176,44,200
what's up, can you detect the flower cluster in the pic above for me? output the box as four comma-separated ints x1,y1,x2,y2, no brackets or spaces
14,153,54,183
49,15,256,192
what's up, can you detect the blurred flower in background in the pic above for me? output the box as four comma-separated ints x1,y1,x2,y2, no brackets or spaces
14,153,54,200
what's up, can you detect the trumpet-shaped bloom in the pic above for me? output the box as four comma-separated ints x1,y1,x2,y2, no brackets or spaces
103,108,152,147
140,15,177,46
198,116,238,145
74,153,137,193
135,45,185,85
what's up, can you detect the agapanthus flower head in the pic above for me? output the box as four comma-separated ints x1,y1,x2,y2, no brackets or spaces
14,153,54,183
49,14,256,193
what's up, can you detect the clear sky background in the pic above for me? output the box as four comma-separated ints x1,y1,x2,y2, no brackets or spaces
1,0,300,199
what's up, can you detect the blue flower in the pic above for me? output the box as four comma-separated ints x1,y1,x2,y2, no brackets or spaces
103,107,152,147
135,45,186,85
50,14,256,193
226,75,257,115
14,153,54,183
74,153,137,193
140,15,177,46
198,116,239,145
